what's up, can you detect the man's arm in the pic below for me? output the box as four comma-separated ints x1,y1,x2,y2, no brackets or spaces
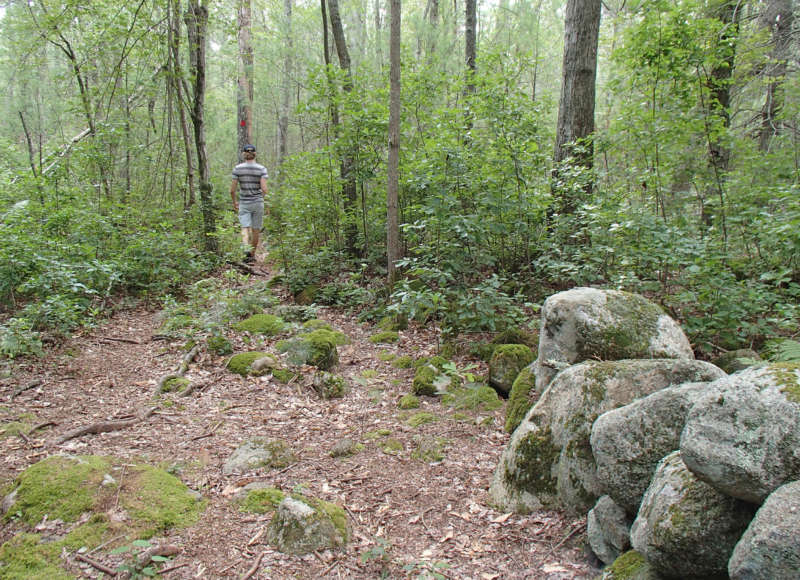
260,176,268,215
230,179,239,211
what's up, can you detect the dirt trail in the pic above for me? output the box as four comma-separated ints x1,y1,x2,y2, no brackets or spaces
0,269,598,579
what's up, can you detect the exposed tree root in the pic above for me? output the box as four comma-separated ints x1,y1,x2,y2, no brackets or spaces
54,407,157,445
155,344,201,396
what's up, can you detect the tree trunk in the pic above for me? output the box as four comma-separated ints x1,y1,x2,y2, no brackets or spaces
185,0,218,254
237,0,254,158
169,0,196,207
277,0,293,175
758,0,793,151
552,0,602,211
327,0,360,257
464,0,476,95
387,0,402,285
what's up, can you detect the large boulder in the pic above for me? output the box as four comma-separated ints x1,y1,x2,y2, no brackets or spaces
630,451,755,580
534,288,693,392
680,363,800,503
587,495,632,565
489,359,723,514
591,381,725,515
729,480,800,580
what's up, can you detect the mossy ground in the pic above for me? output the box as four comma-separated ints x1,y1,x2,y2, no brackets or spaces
441,384,502,412
234,313,286,336
398,394,420,409
226,351,272,376
406,411,438,427
369,331,400,344
0,455,204,577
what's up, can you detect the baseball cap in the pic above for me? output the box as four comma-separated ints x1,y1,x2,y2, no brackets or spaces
243,144,256,152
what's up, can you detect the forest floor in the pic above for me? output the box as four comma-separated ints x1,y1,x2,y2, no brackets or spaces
0,261,599,580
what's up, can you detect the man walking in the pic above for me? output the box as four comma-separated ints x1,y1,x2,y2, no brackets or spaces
230,144,268,263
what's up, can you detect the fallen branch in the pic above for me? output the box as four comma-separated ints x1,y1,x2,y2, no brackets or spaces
28,421,56,435
92,335,143,345
239,551,266,580
54,407,157,445
543,522,586,560
75,552,118,576
11,380,42,399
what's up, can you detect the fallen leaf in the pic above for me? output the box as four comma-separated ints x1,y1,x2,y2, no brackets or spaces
492,512,513,524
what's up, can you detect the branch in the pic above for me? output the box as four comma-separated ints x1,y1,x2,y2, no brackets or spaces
54,407,157,445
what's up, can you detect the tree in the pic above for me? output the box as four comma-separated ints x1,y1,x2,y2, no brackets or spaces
757,0,793,151
552,0,602,210
185,0,218,254
465,0,477,95
277,0,293,174
237,0,254,157
387,0,402,284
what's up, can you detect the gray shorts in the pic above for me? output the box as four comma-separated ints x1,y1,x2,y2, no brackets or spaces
238,199,264,230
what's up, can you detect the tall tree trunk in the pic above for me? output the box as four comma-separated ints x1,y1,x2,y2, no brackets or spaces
278,0,293,176
552,0,602,212
464,0,476,95
169,0,196,207
387,0,402,285
327,0,360,256
186,0,218,254
237,0,254,157
758,0,793,151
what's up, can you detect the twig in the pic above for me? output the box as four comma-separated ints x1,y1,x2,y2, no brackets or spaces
246,526,266,547
239,551,266,580
28,421,56,434
16,430,32,445
54,407,157,445
92,335,142,345
11,380,41,399
75,552,117,576
157,562,189,575
543,522,587,560
190,420,223,441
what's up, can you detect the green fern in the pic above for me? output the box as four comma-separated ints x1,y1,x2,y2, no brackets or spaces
765,339,800,363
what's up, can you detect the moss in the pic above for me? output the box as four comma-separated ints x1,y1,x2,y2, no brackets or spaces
443,385,503,412
378,351,396,362
489,344,535,388
412,356,454,397
398,394,420,409
0,421,31,439
771,362,800,403
120,463,205,537
313,372,348,399
369,331,400,344
303,319,333,331
605,550,648,580
361,369,379,379
160,376,190,393
272,368,299,384
504,427,559,496
294,284,319,305
380,439,404,455
492,327,538,349
365,428,392,440
439,342,457,359
244,439,297,470
206,334,233,356
470,343,499,362
411,437,447,463
0,533,69,580
406,412,438,427
392,355,415,369
576,292,662,360
505,366,537,433
278,330,340,370
234,313,286,336
226,351,271,376
299,495,350,544
239,487,286,514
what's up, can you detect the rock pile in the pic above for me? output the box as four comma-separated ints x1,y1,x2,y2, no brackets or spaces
490,287,800,579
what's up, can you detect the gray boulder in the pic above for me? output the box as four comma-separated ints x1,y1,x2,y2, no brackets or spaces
489,359,723,514
223,438,297,475
587,495,632,565
630,451,755,579
681,363,800,503
729,480,800,580
591,381,725,514
533,288,693,392
267,496,349,555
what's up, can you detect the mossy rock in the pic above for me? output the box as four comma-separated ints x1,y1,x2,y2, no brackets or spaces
206,334,233,356
442,384,503,412
238,487,286,514
0,456,204,577
234,313,286,336
329,438,363,458
411,357,456,396
223,439,297,475
601,550,662,580
398,394,420,409
160,376,190,393
492,327,538,349
294,284,320,305
377,314,408,331
488,344,535,395
312,372,349,399
226,351,274,376
277,330,340,370
369,331,399,344
268,495,349,555
406,412,438,427
272,368,300,384
505,365,536,433
392,355,415,369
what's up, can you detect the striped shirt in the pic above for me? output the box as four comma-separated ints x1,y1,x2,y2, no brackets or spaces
232,161,268,202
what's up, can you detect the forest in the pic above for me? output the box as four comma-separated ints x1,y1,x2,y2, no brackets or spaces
0,0,798,362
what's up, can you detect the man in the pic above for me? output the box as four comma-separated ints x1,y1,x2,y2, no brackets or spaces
230,144,268,263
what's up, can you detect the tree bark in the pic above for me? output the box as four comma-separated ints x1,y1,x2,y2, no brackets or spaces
758,0,793,151
169,0,196,207
186,0,218,254
278,0,293,174
387,0,402,285
327,0,360,256
464,0,476,95
552,0,602,211
237,0,254,158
